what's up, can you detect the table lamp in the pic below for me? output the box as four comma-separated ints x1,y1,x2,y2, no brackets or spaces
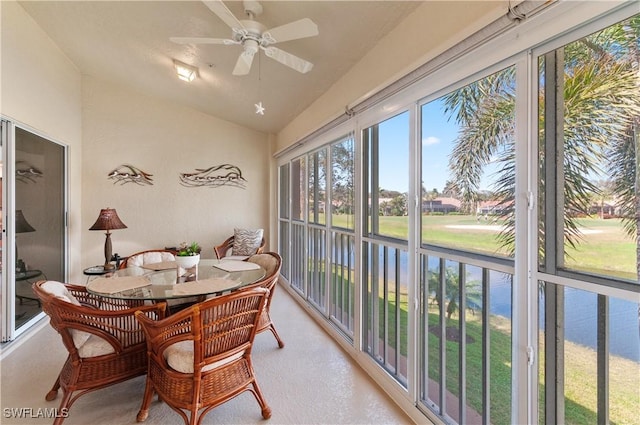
89,208,127,271
15,210,35,273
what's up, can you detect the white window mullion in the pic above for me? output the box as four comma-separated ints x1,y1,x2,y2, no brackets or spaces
512,52,532,425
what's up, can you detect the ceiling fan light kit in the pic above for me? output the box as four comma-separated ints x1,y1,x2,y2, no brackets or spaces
173,59,199,82
171,0,319,76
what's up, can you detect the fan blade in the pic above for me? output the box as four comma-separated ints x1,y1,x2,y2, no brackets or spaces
263,46,313,74
263,18,319,44
170,37,234,45
232,51,255,76
202,0,245,31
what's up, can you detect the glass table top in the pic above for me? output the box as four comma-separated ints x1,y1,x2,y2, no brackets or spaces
86,259,265,300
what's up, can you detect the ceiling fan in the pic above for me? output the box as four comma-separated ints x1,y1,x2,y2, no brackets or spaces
171,0,319,76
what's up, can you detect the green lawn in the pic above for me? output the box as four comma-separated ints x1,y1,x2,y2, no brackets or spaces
323,213,638,423
335,213,637,281
372,294,639,425
388,214,636,280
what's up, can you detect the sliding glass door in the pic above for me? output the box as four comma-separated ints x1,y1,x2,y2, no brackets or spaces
1,119,67,342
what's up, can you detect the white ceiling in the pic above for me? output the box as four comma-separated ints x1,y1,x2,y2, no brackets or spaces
19,1,422,134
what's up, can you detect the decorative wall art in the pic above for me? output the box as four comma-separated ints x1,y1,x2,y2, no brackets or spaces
16,161,43,183
108,164,154,186
179,164,247,189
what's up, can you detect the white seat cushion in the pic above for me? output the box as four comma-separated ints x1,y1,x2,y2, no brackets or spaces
127,252,175,267
41,280,81,306
77,334,116,357
41,281,93,348
41,280,116,357
247,254,278,276
164,340,242,374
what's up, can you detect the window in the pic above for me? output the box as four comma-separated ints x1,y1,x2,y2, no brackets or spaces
539,14,640,284
363,112,410,241
308,148,327,225
417,67,518,421
278,164,290,280
329,134,356,336
291,156,306,222
277,5,639,425
537,13,640,425
420,66,516,259
330,135,355,231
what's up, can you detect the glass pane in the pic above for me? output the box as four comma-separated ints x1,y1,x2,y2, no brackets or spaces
420,66,516,258
425,255,442,410
465,265,483,422
307,226,326,308
291,156,305,221
489,270,512,424
364,111,409,240
364,241,409,387
279,164,289,219
444,259,460,421
308,149,326,225
290,222,305,292
329,230,355,336
278,221,289,280
330,135,355,230
14,127,65,331
608,297,640,425
564,288,598,424
539,14,640,282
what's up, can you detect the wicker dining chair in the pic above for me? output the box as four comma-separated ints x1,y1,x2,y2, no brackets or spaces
135,286,271,425
245,252,285,348
32,280,166,425
213,235,265,260
117,248,199,314
117,249,177,269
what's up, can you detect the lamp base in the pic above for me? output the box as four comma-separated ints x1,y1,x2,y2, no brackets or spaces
103,263,115,271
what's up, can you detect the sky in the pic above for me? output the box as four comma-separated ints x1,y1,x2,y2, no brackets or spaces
376,98,498,194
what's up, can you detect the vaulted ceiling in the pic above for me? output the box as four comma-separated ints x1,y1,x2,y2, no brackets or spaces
20,1,422,134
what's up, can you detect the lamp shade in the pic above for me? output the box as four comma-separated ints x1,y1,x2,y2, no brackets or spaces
15,210,35,233
89,208,127,231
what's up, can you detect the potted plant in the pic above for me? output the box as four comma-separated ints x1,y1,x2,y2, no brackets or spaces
175,241,201,269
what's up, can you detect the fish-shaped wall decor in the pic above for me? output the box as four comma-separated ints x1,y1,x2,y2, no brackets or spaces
179,164,246,189
108,164,154,186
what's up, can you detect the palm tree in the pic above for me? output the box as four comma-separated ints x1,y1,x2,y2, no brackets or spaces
443,15,640,280
429,265,482,320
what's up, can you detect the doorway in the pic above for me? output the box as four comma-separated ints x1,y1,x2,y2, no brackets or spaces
1,120,67,341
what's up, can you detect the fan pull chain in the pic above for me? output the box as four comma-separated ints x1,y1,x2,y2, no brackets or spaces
255,51,265,115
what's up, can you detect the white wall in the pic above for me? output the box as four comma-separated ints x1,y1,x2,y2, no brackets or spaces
0,0,83,279
2,1,272,284
81,77,270,274
275,0,507,151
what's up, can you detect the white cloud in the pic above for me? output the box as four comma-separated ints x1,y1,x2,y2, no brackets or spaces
422,136,440,146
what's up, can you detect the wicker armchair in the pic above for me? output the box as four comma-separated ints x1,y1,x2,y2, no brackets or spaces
245,252,284,348
32,280,166,425
117,249,177,270
214,235,265,259
117,248,199,314
135,287,271,424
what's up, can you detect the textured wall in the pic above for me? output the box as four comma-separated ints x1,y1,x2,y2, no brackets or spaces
81,77,271,271
1,0,83,280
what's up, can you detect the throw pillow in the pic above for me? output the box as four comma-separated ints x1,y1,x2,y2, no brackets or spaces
232,228,264,256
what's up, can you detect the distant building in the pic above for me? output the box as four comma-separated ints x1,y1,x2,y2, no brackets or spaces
422,197,461,214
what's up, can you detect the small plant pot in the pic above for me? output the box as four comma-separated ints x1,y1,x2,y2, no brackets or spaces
175,254,200,269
